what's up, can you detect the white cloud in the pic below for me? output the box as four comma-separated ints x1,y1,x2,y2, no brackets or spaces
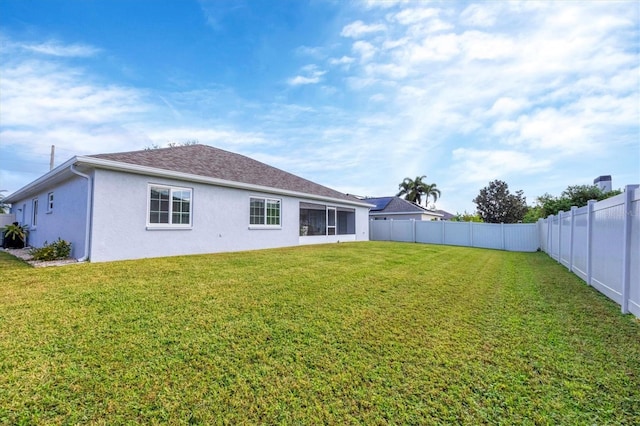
0,60,146,128
341,20,386,38
287,65,326,86
391,8,440,25
404,33,460,62
288,75,321,85
459,31,516,61
329,55,355,66
459,4,499,28
382,37,408,50
364,62,409,79
488,97,528,117
352,40,377,62
451,148,552,184
19,41,100,57
295,45,326,59
362,0,410,10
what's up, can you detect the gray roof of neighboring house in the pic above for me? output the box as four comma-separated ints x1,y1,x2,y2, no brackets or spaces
433,209,455,220
366,196,442,216
89,144,360,203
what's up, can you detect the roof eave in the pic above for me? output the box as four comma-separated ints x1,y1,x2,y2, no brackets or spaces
4,156,79,203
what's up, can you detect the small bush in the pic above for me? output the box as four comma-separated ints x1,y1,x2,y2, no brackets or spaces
30,238,72,261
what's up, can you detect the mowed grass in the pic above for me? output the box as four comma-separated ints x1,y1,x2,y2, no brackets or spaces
1,242,639,425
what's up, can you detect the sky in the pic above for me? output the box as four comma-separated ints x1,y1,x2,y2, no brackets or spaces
1,0,638,214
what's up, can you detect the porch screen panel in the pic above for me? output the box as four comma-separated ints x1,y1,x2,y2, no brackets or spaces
337,208,356,235
300,202,326,236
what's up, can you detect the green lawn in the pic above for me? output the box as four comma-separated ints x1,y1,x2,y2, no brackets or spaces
1,242,639,425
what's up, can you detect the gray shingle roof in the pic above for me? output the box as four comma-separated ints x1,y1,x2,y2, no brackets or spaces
366,196,428,214
433,209,455,220
89,144,359,202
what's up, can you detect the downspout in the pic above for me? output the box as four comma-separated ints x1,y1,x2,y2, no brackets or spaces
70,164,92,262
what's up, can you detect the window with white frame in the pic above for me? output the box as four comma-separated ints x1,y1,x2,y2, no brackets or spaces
250,197,281,227
148,185,192,227
32,198,39,226
47,192,54,213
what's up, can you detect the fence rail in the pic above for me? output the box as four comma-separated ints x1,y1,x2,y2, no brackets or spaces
369,184,640,318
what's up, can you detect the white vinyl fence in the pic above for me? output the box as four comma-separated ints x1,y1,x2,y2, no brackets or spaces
369,219,539,252
0,213,16,246
369,184,640,317
0,214,15,228
538,185,640,317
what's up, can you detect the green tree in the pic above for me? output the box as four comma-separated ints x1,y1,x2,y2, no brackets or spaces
522,206,543,223
473,180,527,223
146,139,200,150
539,185,622,217
450,211,483,222
397,175,441,207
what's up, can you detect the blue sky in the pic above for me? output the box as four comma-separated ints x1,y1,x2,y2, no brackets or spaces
1,0,638,214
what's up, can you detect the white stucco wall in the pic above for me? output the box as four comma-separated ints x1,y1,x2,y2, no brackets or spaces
8,175,89,258
89,169,370,262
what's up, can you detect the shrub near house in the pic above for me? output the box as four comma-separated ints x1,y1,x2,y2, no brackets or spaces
2,222,28,249
30,239,72,261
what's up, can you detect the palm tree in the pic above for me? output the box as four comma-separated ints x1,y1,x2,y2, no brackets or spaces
423,183,441,207
396,176,441,207
0,190,7,214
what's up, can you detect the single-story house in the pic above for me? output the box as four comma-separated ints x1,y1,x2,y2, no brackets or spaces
5,144,373,262
366,196,443,221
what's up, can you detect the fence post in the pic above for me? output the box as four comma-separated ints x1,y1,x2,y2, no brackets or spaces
558,211,564,264
412,218,416,243
537,218,543,251
389,219,393,241
621,185,639,314
547,215,553,258
501,222,505,250
470,221,474,248
569,206,576,273
442,220,446,245
586,200,595,287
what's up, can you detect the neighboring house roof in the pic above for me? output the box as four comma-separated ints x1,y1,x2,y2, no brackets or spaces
433,209,455,220
366,196,443,217
367,197,394,211
6,144,372,207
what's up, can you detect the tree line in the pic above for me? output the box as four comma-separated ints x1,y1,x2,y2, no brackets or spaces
396,176,621,224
